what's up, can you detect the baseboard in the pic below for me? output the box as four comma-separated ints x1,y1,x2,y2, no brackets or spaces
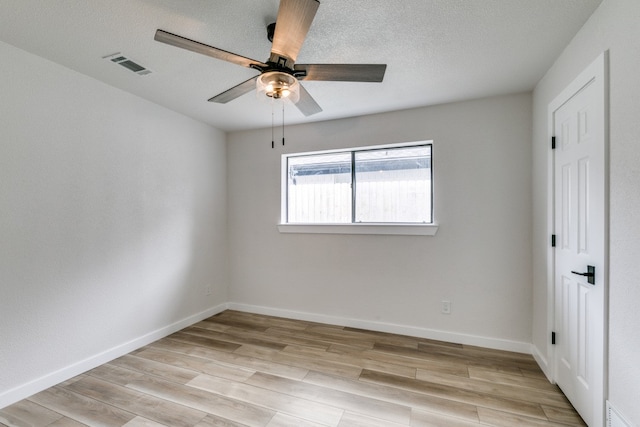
227,303,532,354
531,344,553,382
0,303,228,410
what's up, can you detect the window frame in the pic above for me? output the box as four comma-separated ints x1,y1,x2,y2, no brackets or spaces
279,141,438,236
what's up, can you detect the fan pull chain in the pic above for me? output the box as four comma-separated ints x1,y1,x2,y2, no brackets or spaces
271,103,275,149
282,103,285,146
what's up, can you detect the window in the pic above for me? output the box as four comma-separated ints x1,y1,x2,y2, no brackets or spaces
281,142,435,235
286,152,352,223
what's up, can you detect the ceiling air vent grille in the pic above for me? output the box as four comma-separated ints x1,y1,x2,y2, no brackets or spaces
103,53,152,76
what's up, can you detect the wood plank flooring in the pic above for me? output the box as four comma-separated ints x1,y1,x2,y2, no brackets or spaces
0,310,586,427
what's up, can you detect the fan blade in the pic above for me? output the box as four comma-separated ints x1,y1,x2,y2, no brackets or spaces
294,84,322,116
155,30,267,70
294,64,387,82
208,76,259,103
270,0,319,64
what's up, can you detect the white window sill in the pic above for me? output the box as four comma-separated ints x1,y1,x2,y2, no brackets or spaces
277,223,439,236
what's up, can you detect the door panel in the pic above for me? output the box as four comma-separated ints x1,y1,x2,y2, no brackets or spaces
578,158,589,254
561,163,572,250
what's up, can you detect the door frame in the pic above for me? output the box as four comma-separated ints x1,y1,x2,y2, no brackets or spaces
546,51,609,425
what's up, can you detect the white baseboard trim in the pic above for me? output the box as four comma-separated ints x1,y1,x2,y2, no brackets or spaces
0,303,228,410
227,303,532,354
531,344,553,382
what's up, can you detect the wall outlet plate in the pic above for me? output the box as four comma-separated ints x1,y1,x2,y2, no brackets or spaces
442,300,451,314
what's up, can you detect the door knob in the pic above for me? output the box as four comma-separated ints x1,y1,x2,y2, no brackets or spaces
571,265,595,285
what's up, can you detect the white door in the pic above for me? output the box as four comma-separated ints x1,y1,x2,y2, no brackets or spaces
552,54,607,427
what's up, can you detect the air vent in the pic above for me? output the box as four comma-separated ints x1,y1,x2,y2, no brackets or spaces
607,401,632,427
103,53,152,76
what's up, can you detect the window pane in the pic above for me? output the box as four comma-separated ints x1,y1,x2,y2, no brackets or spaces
354,146,432,223
287,152,352,223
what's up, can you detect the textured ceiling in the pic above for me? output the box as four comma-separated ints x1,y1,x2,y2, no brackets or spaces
0,0,602,132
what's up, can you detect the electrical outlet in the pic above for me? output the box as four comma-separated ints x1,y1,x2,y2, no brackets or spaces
441,300,451,314
205,285,213,296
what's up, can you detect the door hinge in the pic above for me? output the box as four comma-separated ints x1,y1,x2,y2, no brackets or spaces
551,234,556,247
551,136,556,149
552,331,556,345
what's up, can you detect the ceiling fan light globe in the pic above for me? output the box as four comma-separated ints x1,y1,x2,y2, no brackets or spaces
256,71,300,103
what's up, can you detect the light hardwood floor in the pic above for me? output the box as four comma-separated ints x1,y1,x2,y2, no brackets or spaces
0,310,585,427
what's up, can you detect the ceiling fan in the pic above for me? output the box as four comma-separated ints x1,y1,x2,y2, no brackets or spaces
154,0,387,116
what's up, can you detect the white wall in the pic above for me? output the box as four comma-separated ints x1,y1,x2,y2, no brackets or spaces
0,41,228,407
227,93,533,351
532,0,640,424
